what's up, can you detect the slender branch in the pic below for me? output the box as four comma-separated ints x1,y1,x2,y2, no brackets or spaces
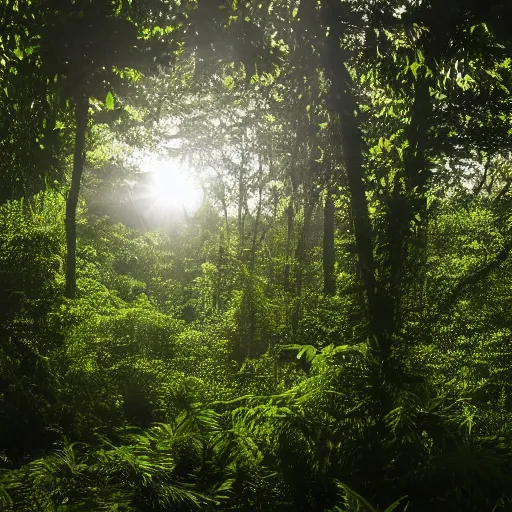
494,179,511,203
473,156,490,196
432,238,512,320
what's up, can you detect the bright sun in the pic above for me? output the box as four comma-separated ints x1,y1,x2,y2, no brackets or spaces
140,155,203,215
151,167,202,212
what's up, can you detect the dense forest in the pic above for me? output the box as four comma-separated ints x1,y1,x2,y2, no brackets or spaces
1,0,512,510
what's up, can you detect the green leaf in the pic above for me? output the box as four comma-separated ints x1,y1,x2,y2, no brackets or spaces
296,345,317,362
384,496,409,512
337,481,376,511
410,61,420,79
379,137,392,152
105,91,115,110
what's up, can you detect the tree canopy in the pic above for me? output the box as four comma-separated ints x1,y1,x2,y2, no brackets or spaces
1,0,512,510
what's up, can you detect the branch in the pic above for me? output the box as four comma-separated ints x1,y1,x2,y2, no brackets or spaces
473,156,490,196
432,238,512,320
494,179,511,203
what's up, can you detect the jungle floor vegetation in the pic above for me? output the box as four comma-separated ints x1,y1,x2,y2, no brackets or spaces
2,0,512,510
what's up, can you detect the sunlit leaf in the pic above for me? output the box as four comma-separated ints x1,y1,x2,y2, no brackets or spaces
105,91,115,110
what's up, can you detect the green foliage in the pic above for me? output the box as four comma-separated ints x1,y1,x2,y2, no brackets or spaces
3,0,512,511
329,481,408,512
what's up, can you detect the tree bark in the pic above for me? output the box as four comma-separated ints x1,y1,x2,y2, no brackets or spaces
237,165,245,251
323,0,391,358
397,75,432,323
65,95,88,298
323,188,336,295
292,199,315,334
237,131,248,254
246,156,264,359
283,187,294,293
250,157,264,272
218,173,230,244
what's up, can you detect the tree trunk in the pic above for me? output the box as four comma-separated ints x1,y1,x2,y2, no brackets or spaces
65,95,88,299
323,188,336,295
219,176,230,244
323,1,392,359
397,75,432,325
246,157,264,359
283,190,294,293
237,165,245,251
237,132,248,254
291,199,315,334
250,157,264,272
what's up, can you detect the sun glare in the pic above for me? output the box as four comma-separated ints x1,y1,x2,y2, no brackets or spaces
151,167,202,212
139,156,203,216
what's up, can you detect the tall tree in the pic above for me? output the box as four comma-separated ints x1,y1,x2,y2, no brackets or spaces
35,0,178,297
